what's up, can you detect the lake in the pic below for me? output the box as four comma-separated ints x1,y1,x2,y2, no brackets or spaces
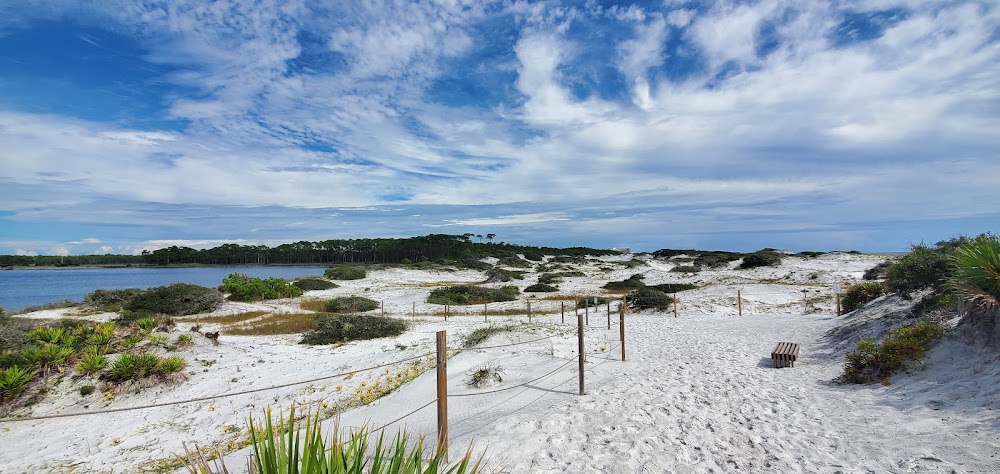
0,266,330,312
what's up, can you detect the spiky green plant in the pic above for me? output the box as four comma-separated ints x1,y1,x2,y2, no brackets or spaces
248,405,480,474
159,356,186,373
0,366,33,401
951,234,1000,310
76,347,109,375
135,317,159,331
148,334,169,346
174,334,194,348
108,353,142,381
86,323,117,346
28,327,67,345
36,343,74,373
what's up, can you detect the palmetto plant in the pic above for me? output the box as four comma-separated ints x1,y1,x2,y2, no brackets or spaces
951,234,1000,310
0,366,33,401
76,346,109,375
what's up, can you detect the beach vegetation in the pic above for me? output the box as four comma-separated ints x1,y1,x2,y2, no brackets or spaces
496,256,532,268
292,278,338,291
576,296,612,309
521,251,545,261
324,265,366,280
427,285,518,305
524,283,558,292
301,314,407,345
15,300,79,314
226,313,318,336
627,287,675,311
79,384,96,396
174,333,194,348
76,346,109,375
467,363,504,388
456,258,493,271
324,296,379,313
602,274,646,290
840,281,887,314
123,283,223,316
221,273,303,302
863,260,892,280
484,268,526,282
670,265,701,273
462,325,516,348
950,234,1000,310
83,288,145,312
647,283,698,293
0,366,33,401
842,321,945,384
537,273,562,285
739,249,783,269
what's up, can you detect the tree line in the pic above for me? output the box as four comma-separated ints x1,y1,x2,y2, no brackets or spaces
0,234,616,267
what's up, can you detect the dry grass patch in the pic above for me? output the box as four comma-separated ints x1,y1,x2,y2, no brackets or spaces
225,313,318,336
178,310,271,325
299,299,328,312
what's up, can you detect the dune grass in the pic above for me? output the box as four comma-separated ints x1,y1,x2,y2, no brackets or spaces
226,313,319,336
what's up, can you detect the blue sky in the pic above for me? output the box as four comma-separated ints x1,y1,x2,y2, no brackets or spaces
1,0,998,255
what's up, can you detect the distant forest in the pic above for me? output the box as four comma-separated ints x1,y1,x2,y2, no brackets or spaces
0,234,617,267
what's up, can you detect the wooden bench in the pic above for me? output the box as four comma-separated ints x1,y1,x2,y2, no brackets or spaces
771,342,800,368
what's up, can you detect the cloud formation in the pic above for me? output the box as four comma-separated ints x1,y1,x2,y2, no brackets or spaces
0,0,997,253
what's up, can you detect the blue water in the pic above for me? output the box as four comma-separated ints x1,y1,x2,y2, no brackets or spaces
0,266,329,312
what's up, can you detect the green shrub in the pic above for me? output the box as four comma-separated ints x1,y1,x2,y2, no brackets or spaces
886,245,952,296
484,268,526,282
28,326,70,346
222,273,304,302
323,266,366,280
602,274,645,290
842,322,945,384
536,273,562,285
576,297,612,309
739,249,783,269
86,323,116,346
521,251,545,262
647,283,698,293
427,285,519,305
107,352,162,382
840,281,887,314
76,347,108,375
627,288,674,311
159,356,186,373
124,283,223,315
670,265,701,273
468,363,504,388
863,260,892,280
462,325,516,348
79,384,96,396
292,278,338,291
34,344,73,373
496,256,532,268
457,259,493,271
0,366,33,401
524,283,558,292
693,251,743,268
135,317,158,331
83,288,145,311
950,234,1000,309
324,296,380,313
301,315,407,345
174,333,194,348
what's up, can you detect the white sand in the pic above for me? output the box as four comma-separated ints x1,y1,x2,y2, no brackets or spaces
1,252,998,473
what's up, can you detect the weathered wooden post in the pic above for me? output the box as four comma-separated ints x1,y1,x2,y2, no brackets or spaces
673,293,678,318
484,303,488,322
435,331,448,462
381,300,384,316
527,301,532,323
585,299,589,326
412,301,415,319
561,301,565,324
737,290,742,317
619,304,625,362
834,282,842,315
577,313,585,395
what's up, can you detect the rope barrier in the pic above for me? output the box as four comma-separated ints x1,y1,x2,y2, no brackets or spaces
466,334,558,350
448,356,578,398
0,350,437,423
370,398,437,433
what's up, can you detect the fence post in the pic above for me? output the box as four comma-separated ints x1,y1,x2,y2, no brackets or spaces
435,331,449,462
737,289,742,317
412,302,415,319
445,304,448,322
484,303,488,323
577,313,585,395
561,301,565,324
619,305,625,361
673,293,678,318
527,301,532,323
585,299,589,326
606,303,610,330
835,293,841,316
381,300,384,316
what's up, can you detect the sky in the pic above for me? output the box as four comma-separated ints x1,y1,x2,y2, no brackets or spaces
0,0,998,256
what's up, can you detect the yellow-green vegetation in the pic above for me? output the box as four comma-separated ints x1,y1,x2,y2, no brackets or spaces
235,405,481,474
221,273,304,302
226,313,319,336
325,296,380,313
350,364,423,406
0,365,33,401
123,283,223,316
840,281,887,314
300,299,328,312
324,265,366,280
467,363,504,388
427,285,518,305
83,288,146,312
462,325,516,348
179,310,270,324
301,315,407,345
950,234,1000,309
842,322,945,384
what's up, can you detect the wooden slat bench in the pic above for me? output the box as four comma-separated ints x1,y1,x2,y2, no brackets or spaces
771,342,800,368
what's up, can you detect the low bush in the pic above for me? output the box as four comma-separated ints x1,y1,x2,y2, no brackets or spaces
537,273,562,285
842,322,945,384
79,384,96,396
0,366,33,401
292,279,338,291
739,249,783,269
462,325,516,348
467,363,504,388
863,260,892,280
521,251,545,262
524,283,558,292
602,274,645,290
123,283,223,316
221,273,304,302
300,314,407,345
840,281,887,314
576,296,612,309
627,287,674,311
76,347,108,375
647,283,698,293
484,268,526,282
457,258,493,271
324,296,380,313
324,265,366,280
496,256,532,268
670,265,701,273
885,238,972,296
693,251,743,268
427,285,518,305
83,288,145,311
950,234,1000,310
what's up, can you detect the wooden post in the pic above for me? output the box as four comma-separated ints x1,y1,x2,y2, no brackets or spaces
606,302,611,330
445,304,448,322
585,299,589,326
561,301,565,324
737,289,742,317
527,301,532,323
577,313,585,395
619,305,625,361
412,301,415,319
673,293,678,318
435,331,448,462
484,303,488,323
835,293,841,315
381,300,384,316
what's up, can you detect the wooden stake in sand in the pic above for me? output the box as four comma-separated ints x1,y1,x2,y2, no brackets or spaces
484,303,488,323
412,301,415,319
561,301,565,324
737,289,742,317
673,293,678,318
435,331,449,462
619,305,626,362
606,301,611,330
527,301,532,323
577,313,585,395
